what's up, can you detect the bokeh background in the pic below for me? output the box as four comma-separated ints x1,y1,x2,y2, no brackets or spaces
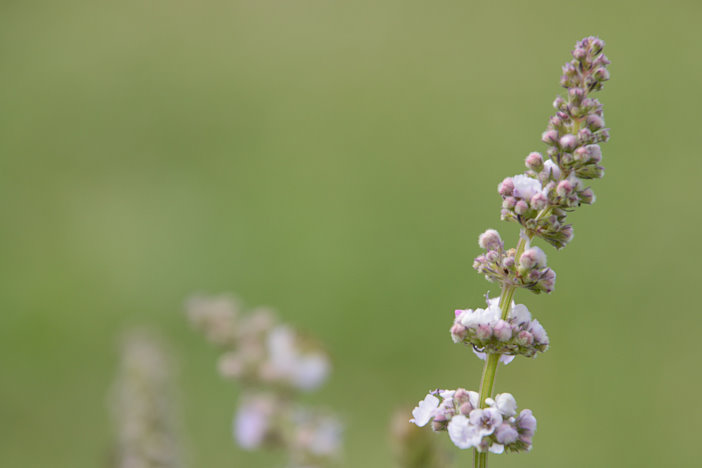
2,1,700,467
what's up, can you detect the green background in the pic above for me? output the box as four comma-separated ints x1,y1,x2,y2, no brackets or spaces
2,1,699,467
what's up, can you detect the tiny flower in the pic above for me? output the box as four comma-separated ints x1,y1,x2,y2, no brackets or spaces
495,423,519,445
234,396,275,449
512,175,543,201
529,319,549,344
469,407,503,438
509,304,532,325
491,393,518,417
517,409,537,436
448,415,481,449
410,393,440,427
543,159,562,180
489,443,505,454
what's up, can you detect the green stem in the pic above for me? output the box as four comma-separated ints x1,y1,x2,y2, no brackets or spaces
473,233,530,467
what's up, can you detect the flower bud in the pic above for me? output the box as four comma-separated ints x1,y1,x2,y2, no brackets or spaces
579,187,596,204
542,159,561,180
568,87,585,102
493,320,512,341
450,323,467,343
476,324,492,340
516,330,534,346
559,134,577,151
478,229,503,251
498,177,515,196
519,247,547,269
586,114,604,130
514,200,529,215
541,130,559,145
530,192,548,211
502,196,516,209
459,402,474,416
594,67,610,81
556,180,574,197
525,152,544,171
553,96,565,110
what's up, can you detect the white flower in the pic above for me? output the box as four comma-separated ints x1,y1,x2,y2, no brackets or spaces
488,393,517,418
489,443,505,454
509,304,532,325
543,159,562,180
233,396,274,449
529,319,549,344
512,175,543,200
467,391,480,410
461,305,501,328
448,415,482,449
469,408,503,438
266,326,330,391
410,393,440,427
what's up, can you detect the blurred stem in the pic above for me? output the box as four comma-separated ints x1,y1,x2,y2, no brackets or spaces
474,233,530,468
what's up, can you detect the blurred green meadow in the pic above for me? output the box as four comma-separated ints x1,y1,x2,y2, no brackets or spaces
1,1,701,467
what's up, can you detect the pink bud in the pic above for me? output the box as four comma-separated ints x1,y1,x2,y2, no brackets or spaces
498,177,515,196
476,324,492,340
479,229,503,251
556,180,574,197
559,134,577,151
516,330,534,346
493,320,512,341
530,192,548,211
541,130,559,145
450,323,467,342
514,200,529,215
525,152,544,171
502,196,516,209
587,114,604,130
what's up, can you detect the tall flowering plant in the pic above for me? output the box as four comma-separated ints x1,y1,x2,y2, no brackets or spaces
409,37,611,467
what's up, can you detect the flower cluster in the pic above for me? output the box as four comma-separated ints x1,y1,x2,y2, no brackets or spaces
187,295,330,391
187,294,342,467
411,390,536,454
500,36,610,249
235,393,343,468
450,298,548,358
473,229,556,294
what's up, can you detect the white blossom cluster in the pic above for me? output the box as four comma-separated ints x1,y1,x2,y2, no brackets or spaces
411,389,536,454
187,295,330,391
450,298,548,359
473,229,556,294
187,294,342,468
234,393,343,467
